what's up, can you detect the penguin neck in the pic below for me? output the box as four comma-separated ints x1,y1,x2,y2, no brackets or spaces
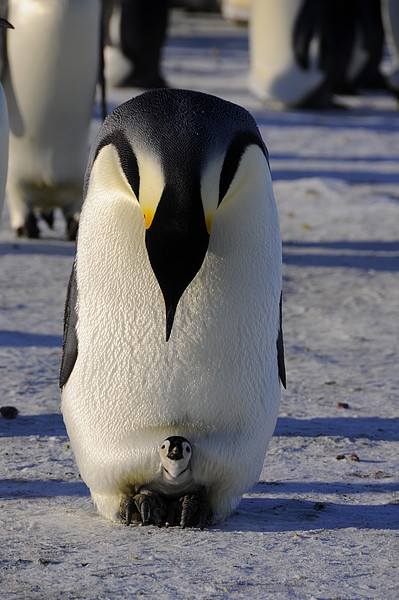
146,465,195,497
162,464,191,483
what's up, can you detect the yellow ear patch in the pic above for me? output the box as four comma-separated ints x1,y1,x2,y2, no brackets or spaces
200,154,225,235
137,152,165,229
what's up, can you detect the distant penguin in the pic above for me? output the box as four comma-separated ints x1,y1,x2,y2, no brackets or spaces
249,0,324,107
60,89,286,527
249,0,356,108
0,17,12,223
3,0,100,239
382,0,399,98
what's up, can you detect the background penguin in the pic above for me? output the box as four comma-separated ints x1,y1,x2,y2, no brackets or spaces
382,0,399,99
0,17,12,223
249,0,375,109
2,0,100,239
103,0,169,89
60,88,286,526
249,0,325,108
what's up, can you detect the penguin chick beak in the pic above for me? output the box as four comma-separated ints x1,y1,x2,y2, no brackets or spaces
167,446,183,461
0,18,14,29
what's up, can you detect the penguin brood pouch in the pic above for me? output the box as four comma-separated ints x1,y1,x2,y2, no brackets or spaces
60,89,286,528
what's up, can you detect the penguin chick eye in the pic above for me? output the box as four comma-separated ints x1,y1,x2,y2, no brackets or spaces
161,444,166,450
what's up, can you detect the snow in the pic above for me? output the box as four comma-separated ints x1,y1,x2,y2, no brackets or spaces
1,9,399,599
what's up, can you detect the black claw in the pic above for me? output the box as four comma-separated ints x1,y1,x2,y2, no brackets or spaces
125,501,134,526
165,500,181,527
135,496,151,525
134,491,166,527
120,497,140,526
180,494,200,529
152,506,166,528
198,500,213,530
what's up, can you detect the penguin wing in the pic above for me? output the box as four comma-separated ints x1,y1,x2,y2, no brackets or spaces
277,292,286,389
59,262,78,388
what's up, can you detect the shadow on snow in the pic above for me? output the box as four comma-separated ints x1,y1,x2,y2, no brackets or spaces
282,239,399,272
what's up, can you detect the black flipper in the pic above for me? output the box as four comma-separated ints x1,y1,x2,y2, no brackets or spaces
277,292,286,389
59,262,78,388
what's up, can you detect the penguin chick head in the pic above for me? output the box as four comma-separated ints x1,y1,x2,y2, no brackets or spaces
159,436,192,479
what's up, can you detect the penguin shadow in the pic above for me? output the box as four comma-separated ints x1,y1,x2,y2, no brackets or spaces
222,480,399,534
0,330,63,348
0,240,76,257
0,412,66,438
275,415,399,443
254,105,399,134
273,162,399,185
282,239,399,272
0,477,88,500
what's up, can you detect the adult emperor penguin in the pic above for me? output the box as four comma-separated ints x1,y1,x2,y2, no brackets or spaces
0,18,12,223
249,0,359,109
2,0,100,239
60,89,286,527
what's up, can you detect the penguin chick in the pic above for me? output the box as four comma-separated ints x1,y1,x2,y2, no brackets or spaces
120,437,212,528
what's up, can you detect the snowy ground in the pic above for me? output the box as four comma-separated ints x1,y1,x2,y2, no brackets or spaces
1,9,399,600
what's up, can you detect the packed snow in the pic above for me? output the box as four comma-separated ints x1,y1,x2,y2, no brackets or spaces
1,9,398,599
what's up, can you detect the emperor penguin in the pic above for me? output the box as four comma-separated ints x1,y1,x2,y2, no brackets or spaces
60,89,286,527
249,0,359,109
3,0,100,239
382,0,399,98
0,17,12,223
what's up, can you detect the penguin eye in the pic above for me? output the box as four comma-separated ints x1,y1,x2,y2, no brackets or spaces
161,444,165,450
186,446,191,454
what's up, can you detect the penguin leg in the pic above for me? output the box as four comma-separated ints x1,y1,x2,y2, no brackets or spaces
133,489,167,527
17,212,40,239
40,209,55,229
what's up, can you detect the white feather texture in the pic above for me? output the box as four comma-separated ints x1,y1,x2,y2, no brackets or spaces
62,139,282,523
3,0,100,229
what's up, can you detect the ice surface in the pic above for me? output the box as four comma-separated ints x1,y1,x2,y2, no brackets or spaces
1,9,398,599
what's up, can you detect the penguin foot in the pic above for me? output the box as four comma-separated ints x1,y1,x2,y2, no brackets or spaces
133,490,167,527
180,494,213,529
119,496,141,526
120,490,213,528
163,494,213,529
16,213,40,239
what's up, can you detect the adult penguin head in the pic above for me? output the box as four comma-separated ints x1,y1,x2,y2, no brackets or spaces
85,89,267,342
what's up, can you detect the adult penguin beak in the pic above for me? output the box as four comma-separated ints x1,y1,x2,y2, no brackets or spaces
0,18,14,29
144,179,210,342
